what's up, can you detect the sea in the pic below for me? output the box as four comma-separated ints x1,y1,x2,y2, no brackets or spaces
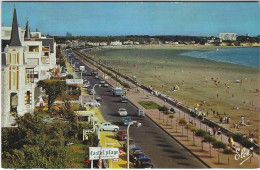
180,47,259,68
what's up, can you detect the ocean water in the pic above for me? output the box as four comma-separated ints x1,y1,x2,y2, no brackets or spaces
180,47,259,67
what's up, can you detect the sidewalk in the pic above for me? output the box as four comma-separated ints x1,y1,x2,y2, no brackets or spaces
86,106,133,168
75,51,260,168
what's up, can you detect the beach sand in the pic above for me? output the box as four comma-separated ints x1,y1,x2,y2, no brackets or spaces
90,45,260,140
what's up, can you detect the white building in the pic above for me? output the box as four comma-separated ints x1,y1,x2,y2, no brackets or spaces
219,33,237,41
123,40,133,45
1,7,57,127
110,41,122,46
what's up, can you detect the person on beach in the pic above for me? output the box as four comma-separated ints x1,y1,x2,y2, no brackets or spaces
213,127,217,136
219,116,223,123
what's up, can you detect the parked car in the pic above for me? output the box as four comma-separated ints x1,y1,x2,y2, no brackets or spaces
123,139,135,151
130,147,142,155
95,97,102,102
83,100,100,107
95,75,100,79
109,86,115,92
82,70,88,75
121,117,133,126
99,122,119,132
104,83,109,87
120,95,128,103
136,109,145,117
100,80,105,84
134,157,154,168
118,108,128,116
116,129,127,140
89,89,95,95
130,150,145,163
170,107,175,113
83,83,90,88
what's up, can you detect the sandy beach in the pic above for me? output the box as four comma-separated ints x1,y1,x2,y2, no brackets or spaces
90,45,260,141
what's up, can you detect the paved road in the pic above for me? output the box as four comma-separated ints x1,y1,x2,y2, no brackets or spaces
68,51,207,168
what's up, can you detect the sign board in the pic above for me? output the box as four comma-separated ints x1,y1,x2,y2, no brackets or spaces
80,66,85,71
89,147,119,160
66,79,83,86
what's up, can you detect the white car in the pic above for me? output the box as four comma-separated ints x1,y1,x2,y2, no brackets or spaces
99,122,119,132
83,83,90,88
83,100,100,107
118,108,128,116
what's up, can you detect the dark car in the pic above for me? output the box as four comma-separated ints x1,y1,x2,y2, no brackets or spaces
96,97,102,102
130,150,145,163
134,157,154,168
120,95,128,103
170,107,175,113
116,129,127,140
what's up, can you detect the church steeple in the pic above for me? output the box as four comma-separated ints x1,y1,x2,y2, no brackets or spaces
9,6,22,46
24,18,31,39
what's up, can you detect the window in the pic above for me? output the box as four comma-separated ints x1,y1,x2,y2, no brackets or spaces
44,52,49,56
27,73,38,79
12,54,17,64
29,46,39,52
26,91,31,104
12,71,16,86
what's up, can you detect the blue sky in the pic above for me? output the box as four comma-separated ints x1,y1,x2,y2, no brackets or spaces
1,2,259,36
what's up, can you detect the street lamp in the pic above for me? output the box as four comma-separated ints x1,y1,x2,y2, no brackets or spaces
127,121,142,169
92,83,101,102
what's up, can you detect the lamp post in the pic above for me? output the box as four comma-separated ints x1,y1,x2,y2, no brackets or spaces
92,83,101,102
127,121,142,169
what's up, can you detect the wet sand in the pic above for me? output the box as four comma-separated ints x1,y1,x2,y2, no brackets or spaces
91,45,260,139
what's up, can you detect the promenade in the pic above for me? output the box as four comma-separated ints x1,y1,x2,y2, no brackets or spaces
75,51,259,168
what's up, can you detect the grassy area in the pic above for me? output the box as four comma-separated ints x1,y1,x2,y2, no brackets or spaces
69,144,88,168
139,101,160,109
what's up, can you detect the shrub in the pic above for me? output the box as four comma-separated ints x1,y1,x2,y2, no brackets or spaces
203,135,216,143
195,129,207,137
158,105,169,113
198,115,203,120
212,141,226,149
190,111,197,118
223,148,234,154
179,118,187,125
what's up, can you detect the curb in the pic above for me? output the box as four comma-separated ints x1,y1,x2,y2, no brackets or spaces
127,99,211,168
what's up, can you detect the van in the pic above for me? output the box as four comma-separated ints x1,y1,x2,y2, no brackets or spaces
113,87,122,96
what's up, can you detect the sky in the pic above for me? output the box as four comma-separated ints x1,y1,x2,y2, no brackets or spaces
1,2,260,36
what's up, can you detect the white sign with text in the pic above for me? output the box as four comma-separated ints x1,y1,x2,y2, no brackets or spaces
89,147,119,160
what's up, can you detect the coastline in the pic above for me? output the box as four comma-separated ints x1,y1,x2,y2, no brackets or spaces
91,46,260,138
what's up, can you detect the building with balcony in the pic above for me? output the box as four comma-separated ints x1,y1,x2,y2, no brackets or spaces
1,7,57,127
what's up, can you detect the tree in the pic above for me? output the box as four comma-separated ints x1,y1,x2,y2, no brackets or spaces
203,135,216,157
213,140,226,164
179,118,187,136
37,79,67,111
3,113,72,168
